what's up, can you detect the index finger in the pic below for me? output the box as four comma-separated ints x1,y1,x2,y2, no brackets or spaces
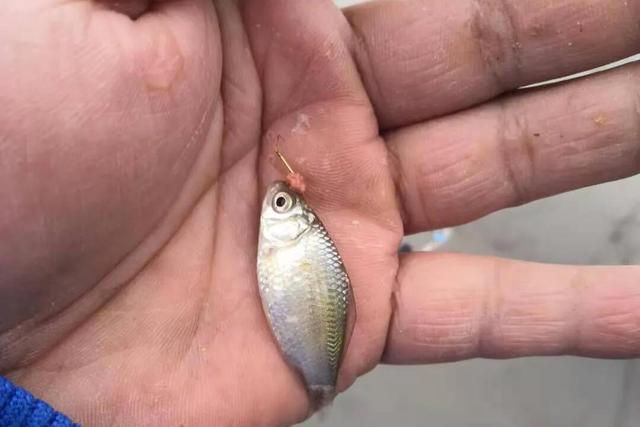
345,0,640,128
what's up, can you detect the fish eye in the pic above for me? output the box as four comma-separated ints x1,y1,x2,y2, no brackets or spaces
272,191,294,213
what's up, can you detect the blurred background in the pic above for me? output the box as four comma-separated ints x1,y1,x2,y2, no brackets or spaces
301,1,640,426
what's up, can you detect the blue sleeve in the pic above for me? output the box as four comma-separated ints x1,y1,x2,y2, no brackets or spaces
0,377,80,427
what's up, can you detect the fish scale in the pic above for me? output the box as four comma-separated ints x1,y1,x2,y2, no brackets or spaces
257,180,352,407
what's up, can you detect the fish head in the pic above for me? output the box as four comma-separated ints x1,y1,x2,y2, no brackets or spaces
260,181,315,246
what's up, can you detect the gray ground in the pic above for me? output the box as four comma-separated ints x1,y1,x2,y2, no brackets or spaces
301,1,640,425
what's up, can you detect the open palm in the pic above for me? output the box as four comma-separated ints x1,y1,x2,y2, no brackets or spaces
2,0,640,426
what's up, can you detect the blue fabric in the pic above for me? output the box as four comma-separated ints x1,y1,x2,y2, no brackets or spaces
0,377,80,427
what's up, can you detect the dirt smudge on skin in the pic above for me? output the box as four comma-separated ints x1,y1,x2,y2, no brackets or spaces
291,113,311,135
138,24,184,91
594,114,609,127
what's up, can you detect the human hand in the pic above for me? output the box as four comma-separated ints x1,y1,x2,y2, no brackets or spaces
2,0,639,426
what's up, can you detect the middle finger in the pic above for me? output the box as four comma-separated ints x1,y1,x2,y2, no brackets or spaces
389,63,640,234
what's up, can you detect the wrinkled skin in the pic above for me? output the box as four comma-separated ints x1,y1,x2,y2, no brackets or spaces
1,0,640,426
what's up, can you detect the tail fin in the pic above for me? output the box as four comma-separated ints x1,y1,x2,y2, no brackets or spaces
309,385,335,416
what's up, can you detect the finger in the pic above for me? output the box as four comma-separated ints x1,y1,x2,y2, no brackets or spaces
243,0,368,129
242,0,394,222
385,253,640,364
389,62,640,233
345,0,640,128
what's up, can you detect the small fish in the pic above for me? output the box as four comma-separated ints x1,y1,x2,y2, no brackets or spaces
257,152,354,409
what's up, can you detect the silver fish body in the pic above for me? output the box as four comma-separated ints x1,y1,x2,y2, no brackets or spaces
257,181,352,404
